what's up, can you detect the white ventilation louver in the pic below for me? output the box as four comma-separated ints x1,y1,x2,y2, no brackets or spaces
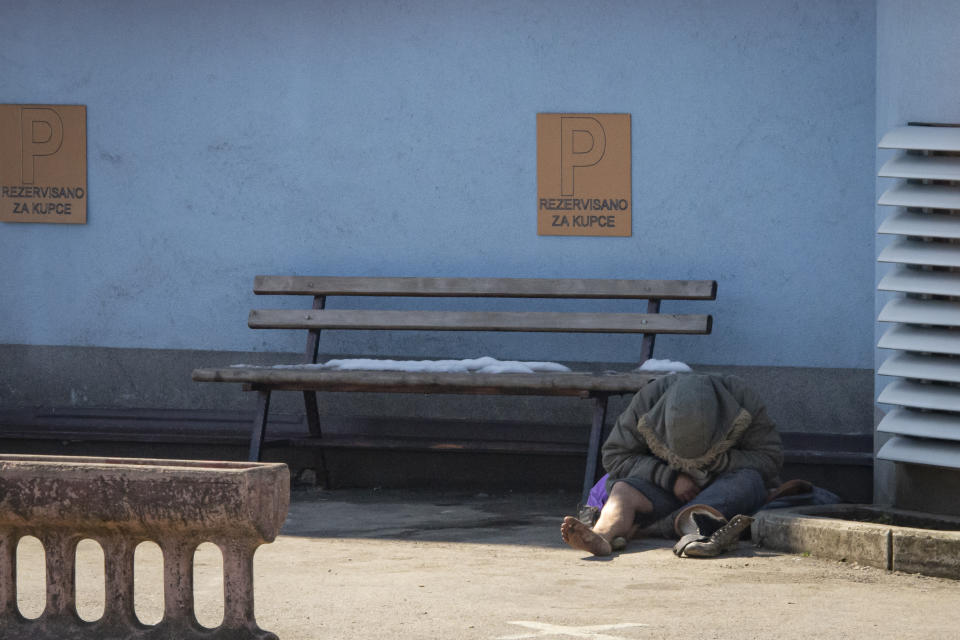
877,124,960,470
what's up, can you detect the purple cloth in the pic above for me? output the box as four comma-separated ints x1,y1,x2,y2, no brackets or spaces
587,473,610,508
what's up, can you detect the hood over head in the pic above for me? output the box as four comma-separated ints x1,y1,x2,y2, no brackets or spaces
637,373,752,472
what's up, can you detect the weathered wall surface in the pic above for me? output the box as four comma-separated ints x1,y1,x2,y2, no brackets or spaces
0,0,876,369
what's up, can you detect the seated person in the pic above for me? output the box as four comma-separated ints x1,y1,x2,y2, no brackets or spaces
561,373,783,556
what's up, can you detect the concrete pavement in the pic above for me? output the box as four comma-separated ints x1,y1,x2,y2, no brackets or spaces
260,489,960,638
17,488,960,639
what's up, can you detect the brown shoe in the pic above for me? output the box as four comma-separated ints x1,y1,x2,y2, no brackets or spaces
673,513,754,558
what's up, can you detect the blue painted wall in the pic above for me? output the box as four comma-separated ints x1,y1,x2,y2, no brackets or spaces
0,0,876,367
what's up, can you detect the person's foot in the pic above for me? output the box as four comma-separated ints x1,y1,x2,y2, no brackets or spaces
560,516,612,556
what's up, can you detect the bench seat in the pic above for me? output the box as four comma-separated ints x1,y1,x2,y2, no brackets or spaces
192,367,659,396
192,275,717,503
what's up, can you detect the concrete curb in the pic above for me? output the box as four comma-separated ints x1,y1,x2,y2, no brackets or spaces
752,504,960,580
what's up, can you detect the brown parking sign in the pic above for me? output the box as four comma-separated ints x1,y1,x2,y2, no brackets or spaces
0,104,87,224
537,113,630,237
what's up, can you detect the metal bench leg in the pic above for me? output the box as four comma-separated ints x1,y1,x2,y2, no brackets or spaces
302,390,331,488
639,299,661,364
303,390,321,437
581,394,609,506
249,389,271,462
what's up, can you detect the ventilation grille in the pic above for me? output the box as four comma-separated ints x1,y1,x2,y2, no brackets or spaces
877,124,960,469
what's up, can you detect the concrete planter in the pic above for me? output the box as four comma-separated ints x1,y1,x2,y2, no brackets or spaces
0,454,289,639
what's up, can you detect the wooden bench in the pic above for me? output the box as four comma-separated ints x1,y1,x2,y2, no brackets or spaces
192,276,717,502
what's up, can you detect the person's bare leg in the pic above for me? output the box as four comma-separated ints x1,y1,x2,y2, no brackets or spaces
593,482,654,541
561,482,653,555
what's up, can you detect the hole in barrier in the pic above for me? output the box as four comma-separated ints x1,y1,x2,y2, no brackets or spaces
134,541,164,625
75,538,105,622
193,542,225,628
16,535,45,619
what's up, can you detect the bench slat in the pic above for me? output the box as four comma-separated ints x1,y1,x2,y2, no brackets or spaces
193,367,660,396
248,309,712,334
284,435,587,455
254,276,717,300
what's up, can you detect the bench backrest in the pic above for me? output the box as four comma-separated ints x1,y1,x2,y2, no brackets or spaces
251,276,717,364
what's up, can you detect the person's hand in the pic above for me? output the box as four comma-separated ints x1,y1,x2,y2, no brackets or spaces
673,472,700,502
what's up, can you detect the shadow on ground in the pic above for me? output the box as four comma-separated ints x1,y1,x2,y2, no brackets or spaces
282,487,788,555
283,487,593,547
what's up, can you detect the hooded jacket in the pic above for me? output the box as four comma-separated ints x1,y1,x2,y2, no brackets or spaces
602,373,783,491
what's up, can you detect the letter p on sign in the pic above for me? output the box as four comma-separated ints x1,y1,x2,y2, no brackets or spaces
560,117,605,196
21,108,64,184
